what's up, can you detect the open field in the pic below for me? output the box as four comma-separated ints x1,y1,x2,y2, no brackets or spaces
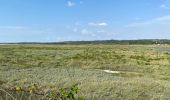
0,44,170,100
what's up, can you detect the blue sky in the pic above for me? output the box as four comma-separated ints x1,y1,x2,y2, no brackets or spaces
0,0,170,42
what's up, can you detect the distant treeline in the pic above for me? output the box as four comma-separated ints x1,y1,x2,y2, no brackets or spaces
54,39,170,45
1,39,170,45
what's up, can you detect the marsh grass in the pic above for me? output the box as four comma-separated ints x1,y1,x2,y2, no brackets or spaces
0,45,170,99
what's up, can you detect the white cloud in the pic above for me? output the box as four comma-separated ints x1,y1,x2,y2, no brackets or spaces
121,15,170,39
81,29,90,34
97,30,107,33
67,1,76,7
98,23,108,26
88,22,96,26
80,29,96,37
156,15,170,21
73,27,78,32
80,28,117,38
88,22,108,26
160,4,170,9
126,15,170,27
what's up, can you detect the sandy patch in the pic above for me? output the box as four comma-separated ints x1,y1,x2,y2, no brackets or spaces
103,70,120,74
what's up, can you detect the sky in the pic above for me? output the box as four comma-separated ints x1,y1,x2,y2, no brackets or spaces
0,0,170,42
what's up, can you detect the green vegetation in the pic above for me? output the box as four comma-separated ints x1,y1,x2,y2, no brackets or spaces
0,83,84,100
0,44,170,99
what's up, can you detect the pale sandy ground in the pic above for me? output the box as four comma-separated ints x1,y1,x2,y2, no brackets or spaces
103,70,120,74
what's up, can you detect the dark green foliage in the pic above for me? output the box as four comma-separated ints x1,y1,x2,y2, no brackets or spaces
60,84,85,100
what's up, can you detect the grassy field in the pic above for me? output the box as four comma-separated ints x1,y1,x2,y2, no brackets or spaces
0,44,170,100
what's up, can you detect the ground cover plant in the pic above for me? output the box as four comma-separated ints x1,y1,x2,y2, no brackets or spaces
0,44,170,100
